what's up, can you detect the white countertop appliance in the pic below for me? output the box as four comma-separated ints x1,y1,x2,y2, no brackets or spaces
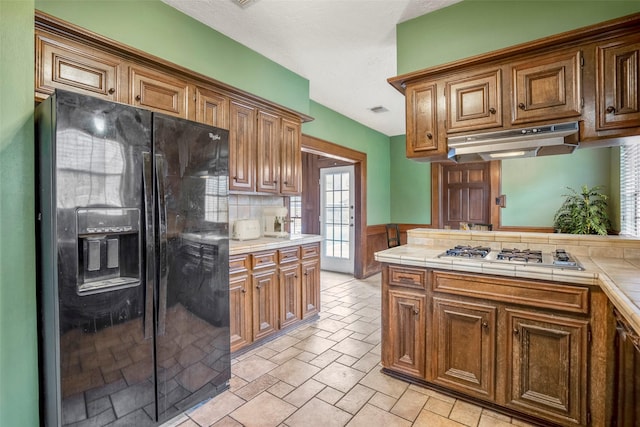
262,206,289,238
231,219,261,240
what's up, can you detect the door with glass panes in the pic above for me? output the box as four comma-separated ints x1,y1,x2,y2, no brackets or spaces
320,165,355,274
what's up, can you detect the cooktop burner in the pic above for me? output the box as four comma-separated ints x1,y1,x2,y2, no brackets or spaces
439,246,584,270
444,245,491,258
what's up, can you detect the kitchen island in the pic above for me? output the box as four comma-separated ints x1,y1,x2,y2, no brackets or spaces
375,228,640,427
229,234,322,352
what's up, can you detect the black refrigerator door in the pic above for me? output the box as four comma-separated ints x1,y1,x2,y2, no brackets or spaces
38,89,158,426
152,114,231,422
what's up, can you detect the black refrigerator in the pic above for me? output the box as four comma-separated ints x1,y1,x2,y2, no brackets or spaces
35,89,231,426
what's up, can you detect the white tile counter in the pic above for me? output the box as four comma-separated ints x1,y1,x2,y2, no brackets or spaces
230,234,322,255
375,228,640,336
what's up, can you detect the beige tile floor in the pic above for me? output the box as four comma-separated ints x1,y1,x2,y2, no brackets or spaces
161,271,537,427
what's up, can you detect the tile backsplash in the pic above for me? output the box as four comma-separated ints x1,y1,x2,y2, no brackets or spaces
229,194,286,223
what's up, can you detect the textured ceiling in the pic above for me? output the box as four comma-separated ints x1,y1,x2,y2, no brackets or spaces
162,0,461,136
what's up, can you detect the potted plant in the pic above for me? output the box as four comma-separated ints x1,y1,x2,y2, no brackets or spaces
553,185,611,235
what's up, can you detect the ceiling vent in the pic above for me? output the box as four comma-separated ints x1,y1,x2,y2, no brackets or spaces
369,106,388,113
231,0,259,8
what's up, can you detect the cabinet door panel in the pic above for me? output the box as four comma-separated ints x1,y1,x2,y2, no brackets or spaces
506,309,588,426
229,101,256,191
279,264,302,328
385,289,426,378
256,111,280,193
129,65,189,118
230,273,252,352
280,118,302,195
430,297,496,401
36,33,120,101
195,86,229,129
511,50,582,124
252,269,278,341
301,257,320,318
597,35,640,130
406,82,444,158
446,70,502,133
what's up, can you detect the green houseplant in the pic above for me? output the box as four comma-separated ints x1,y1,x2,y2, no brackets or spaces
553,185,611,235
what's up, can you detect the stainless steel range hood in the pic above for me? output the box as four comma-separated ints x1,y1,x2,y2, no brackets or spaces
447,121,580,163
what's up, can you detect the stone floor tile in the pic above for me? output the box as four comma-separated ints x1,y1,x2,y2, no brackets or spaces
285,397,352,427
316,386,344,405
294,351,317,362
233,374,280,401
480,408,511,423
449,400,483,426
414,409,466,426
368,392,397,411
309,349,342,368
267,381,295,398
314,329,333,338
188,392,245,427
331,337,374,359
358,367,408,399
346,403,411,427
510,418,538,427
229,392,296,427
254,347,278,360
210,416,243,427
283,378,326,407
315,318,349,333
423,396,454,418
269,358,321,387
336,354,358,366
268,346,303,365
228,376,247,392
294,335,336,355
335,384,376,414
313,362,366,393
345,320,379,336
391,388,429,422
327,329,354,342
264,335,301,353
229,355,278,383
478,413,517,427
351,352,380,373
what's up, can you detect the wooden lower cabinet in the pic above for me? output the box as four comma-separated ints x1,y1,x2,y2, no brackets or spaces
381,264,608,427
385,289,426,378
613,309,640,426
429,297,497,401
230,242,321,353
505,309,588,426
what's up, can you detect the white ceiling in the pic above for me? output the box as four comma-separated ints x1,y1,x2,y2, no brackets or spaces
162,0,461,137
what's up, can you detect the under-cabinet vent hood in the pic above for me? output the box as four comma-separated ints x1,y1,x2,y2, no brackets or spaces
447,122,580,163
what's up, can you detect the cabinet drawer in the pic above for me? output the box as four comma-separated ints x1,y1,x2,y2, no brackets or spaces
388,266,427,290
432,271,589,314
229,255,249,274
251,251,277,269
279,247,300,264
301,243,320,259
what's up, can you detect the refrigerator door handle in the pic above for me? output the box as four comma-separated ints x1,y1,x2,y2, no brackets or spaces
142,152,155,340
155,154,168,336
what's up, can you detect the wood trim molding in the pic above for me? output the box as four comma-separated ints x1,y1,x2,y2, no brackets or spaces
301,134,368,279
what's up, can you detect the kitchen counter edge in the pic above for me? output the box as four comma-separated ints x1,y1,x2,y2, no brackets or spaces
230,234,322,255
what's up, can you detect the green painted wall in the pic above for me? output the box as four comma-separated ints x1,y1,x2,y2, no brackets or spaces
501,148,613,227
393,0,640,226
0,1,39,426
303,101,391,225
389,135,431,223
36,0,311,115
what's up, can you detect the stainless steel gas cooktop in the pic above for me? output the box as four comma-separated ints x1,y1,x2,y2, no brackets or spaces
438,245,584,270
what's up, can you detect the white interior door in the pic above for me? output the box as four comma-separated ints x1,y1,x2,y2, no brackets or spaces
320,165,355,274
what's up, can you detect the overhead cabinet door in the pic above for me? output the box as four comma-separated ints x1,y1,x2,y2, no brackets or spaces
446,69,502,133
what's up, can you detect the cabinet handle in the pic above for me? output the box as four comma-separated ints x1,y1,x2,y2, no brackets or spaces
233,176,237,181
489,107,496,114
108,88,115,95
513,328,519,336
294,274,298,278
482,321,489,328
304,272,308,276
241,288,247,293
135,95,141,101
413,307,420,315
518,102,526,110
426,132,433,140
256,283,263,289
606,106,616,114
284,181,288,185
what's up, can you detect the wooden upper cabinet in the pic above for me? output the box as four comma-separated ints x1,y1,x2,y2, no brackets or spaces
256,111,281,193
446,69,502,133
229,100,256,192
35,31,121,101
280,118,302,195
597,34,640,131
406,81,444,158
129,65,190,119
511,49,582,124
195,86,230,129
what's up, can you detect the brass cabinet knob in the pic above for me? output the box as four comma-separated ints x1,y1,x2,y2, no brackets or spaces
426,132,433,139
606,106,616,114
108,88,115,95
135,95,141,101
518,102,526,110
489,107,496,114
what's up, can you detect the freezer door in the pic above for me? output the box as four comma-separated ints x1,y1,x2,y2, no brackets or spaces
39,89,158,426
152,114,231,421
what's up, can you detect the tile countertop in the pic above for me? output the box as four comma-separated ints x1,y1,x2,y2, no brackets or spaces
229,234,322,255
375,228,640,337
